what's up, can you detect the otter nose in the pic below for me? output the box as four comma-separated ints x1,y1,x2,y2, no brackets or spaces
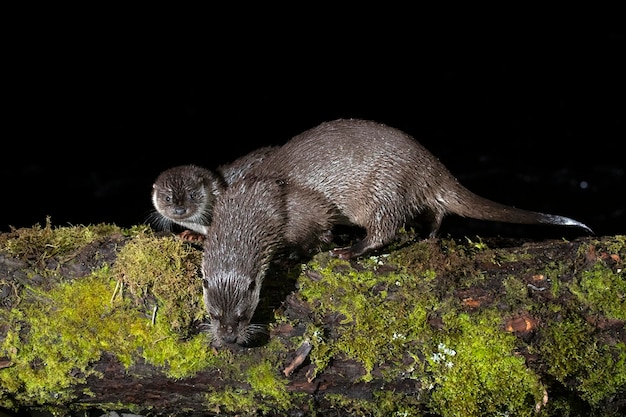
222,328,238,344
174,207,187,215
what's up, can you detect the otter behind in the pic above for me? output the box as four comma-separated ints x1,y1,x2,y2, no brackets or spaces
251,118,592,259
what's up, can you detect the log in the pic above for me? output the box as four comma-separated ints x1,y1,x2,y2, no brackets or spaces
0,219,624,416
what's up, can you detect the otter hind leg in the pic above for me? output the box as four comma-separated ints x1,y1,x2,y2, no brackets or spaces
330,206,446,259
407,208,445,239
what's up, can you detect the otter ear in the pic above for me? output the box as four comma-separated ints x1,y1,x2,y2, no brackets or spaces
248,280,256,293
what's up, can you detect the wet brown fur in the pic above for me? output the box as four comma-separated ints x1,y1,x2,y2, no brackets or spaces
251,118,592,259
201,176,337,346
150,146,277,235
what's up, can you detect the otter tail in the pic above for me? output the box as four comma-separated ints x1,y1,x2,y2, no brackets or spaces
445,186,594,234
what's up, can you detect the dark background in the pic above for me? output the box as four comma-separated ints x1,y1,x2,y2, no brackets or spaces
3,25,624,240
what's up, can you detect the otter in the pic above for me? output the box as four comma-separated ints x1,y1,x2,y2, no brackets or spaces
201,176,337,346
149,146,277,236
249,118,592,259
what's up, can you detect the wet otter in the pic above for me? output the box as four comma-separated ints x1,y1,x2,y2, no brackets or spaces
251,118,592,259
200,176,337,346
149,146,277,235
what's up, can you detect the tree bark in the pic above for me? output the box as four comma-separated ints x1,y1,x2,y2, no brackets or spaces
0,222,624,416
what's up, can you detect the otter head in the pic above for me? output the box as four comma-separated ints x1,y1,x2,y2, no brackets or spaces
151,165,222,231
201,270,263,347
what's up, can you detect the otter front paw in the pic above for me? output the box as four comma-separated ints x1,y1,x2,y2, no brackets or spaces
330,246,355,260
179,230,206,243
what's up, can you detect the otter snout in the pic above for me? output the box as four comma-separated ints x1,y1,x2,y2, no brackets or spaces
173,207,188,216
218,325,239,345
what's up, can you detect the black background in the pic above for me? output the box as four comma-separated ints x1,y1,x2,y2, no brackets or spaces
3,23,624,240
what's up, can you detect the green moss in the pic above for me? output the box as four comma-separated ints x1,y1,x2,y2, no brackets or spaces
608,235,626,254
0,223,223,410
501,275,530,304
538,315,626,406
301,323,333,380
540,260,568,299
205,386,259,415
324,391,423,417
203,340,298,415
3,222,623,414
298,256,436,382
568,260,626,320
0,273,127,405
247,359,291,407
464,236,489,251
297,249,546,416
111,228,204,338
1,216,123,262
535,237,626,408
108,230,220,378
428,311,544,417
0,267,220,408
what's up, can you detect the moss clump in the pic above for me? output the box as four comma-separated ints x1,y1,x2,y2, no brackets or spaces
0,223,222,410
0,265,220,409
428,311,544,417
1,216,122,263
568,260,626,321
204,339,297,415
111,228,204,338
247,359,291,407
538,314,626,407
0,273,131,406
323,391,423,417
205,386,259,415
501,275,533,309
298,256,435,382
297,248,547,416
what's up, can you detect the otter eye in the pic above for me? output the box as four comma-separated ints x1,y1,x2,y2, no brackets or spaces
209,308,222,322
165,196,172,203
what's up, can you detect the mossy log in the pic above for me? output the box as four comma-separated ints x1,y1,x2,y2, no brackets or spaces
0,219,624,417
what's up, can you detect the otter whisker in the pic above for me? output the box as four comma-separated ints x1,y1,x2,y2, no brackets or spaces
199,176,336,347
239,323,269,345
145,210,175,232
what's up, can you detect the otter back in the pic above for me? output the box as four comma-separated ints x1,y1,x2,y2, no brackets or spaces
251,118,592,259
